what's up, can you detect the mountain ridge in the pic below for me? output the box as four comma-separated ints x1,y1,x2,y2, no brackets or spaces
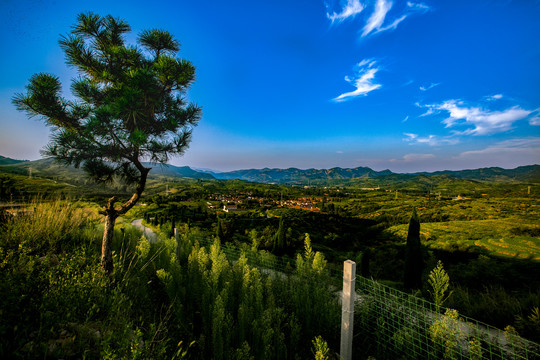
1,155,538,184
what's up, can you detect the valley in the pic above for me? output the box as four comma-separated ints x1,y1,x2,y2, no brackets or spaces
1,155,540,357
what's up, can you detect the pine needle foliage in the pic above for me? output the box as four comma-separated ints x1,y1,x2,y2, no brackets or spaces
13,12,201,273
428,260,453,307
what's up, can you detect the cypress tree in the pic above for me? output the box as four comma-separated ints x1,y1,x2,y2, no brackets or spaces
404,208,424,290
216,218,225,240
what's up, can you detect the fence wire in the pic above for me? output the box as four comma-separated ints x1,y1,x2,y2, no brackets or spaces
354,276,540,360
181,236,540,359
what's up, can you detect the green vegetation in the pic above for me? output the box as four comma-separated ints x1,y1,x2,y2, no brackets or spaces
0,200,340,358
403,208,424,290
1,156,539,356
13,13,201,273
129,177,540,342
428,260,452,307
386,219,540,260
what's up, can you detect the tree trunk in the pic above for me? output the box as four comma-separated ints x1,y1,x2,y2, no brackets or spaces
101,196,118,274
99,164,150,274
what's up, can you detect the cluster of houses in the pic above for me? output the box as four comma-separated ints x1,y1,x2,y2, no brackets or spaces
207,193,322,213
278,197,320,212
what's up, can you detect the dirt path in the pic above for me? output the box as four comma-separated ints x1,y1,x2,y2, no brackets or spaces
131,219,158,243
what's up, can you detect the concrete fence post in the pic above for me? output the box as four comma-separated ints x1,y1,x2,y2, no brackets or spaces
341,260,356,360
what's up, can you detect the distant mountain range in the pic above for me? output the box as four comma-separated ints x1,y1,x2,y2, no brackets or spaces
211,167,393,183
209,165,540,184
1,155,539,184
146,163,214,179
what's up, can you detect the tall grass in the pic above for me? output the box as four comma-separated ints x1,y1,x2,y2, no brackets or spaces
1,198,95,253
0,199,181,359
1,200,341,359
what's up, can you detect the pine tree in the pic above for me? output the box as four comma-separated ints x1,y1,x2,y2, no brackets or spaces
13,13,201,273
404,208,424,290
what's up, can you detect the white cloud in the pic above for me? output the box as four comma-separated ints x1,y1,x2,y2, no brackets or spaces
404,133,459,146
325,0,431,37
404,133,417,140
402,115,409,122
362,0,393,36
332,59,382,102
421,100,531,135
530,116,540,126
419,82,440,91
407,1,430,11
359,0,431,37
375,15,407,33
486,94,503,101
418,103,436,117
456,138,540,165
327,0,364,22
390,153,436,163
403,153,436,161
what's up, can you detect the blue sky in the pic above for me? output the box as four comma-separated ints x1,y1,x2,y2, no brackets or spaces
1,0,539,172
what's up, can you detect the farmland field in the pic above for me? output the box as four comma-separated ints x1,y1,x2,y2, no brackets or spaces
385,218,540,260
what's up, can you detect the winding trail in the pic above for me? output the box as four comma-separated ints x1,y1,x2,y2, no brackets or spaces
130,218,158,243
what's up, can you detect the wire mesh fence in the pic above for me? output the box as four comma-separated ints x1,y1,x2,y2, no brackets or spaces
354,276,540,360
179,235,540,359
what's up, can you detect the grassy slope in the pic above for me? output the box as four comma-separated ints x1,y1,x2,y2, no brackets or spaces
386,218,540,260
0,200,341,359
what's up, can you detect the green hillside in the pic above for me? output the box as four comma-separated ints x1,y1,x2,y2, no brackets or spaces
0,155,27,166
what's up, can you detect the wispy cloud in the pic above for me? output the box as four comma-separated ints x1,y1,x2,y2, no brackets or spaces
390,153,436,163
530,116,540,126
376,14,408,33
420,99,532,135
419,82,440,91
406,1,430,11
325,0,431,37
362,0,393,36
416,102,435,117
332,59,382,102
402,115,409,122
486,94,503,101
404,133,459,146
326,0,364,22
456,137,540,163
360,0,431,37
